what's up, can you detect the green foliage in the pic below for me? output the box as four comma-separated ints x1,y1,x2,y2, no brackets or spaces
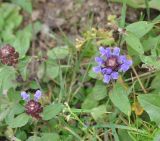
41,133,60,141
126,21,154,38
11,0,32,13
0,66,16,94
47,46,69,60
112,0,160,11
0,0,159,140
8,113,30,128
138,94,160,126
109,82,131,116
42,103,63,120
125,33,144,55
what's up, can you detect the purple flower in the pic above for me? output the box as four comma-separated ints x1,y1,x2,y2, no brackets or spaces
34,90,42,101
93,47,132,84
21,91,30,102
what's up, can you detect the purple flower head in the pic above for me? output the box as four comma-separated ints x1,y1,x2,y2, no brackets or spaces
93,47,132,84
21,91,30,102
34,90,42,101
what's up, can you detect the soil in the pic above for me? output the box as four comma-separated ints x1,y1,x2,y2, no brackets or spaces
33,0,140,35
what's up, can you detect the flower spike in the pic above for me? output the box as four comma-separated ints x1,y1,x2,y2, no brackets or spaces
93,47,132,84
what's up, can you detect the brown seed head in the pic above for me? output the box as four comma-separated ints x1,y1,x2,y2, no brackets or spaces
25,100,43,119
0,44,19,66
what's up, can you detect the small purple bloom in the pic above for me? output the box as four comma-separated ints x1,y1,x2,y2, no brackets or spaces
34,90,42,101
93,47,132,84
21,91,30,101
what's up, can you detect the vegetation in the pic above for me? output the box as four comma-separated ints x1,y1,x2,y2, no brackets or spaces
0,0,160,140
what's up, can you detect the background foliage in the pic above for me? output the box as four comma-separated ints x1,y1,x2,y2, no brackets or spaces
0,0,160,141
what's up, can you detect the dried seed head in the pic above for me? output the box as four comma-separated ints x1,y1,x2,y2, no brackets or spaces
0,44,19,66
25,100,43,119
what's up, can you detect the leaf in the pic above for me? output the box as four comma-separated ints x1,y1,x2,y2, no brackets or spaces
91,105,106,120
47,46,69,60
0,107,10,122
37,61,59,81
26,136,41,141
5,104,25,126
126,21,154,38
142,36,160,51
138,94,160,126
140,55,160,70
18,57,31,80
0,3,22,32
16,130,27,141
91,81,107,101
41,133,60,141
82,94,98,109
153,129,160,141
0,66,16,94
42,103,63,120
151,73,160,90
8,113,30,128
149,0,160,11
12,26,32,58
88,69,97,79
125,33,144,55
46,62,59,80
11,0,32,13
109,82,131,116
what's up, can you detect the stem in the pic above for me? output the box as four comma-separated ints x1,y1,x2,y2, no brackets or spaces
145,0,150,21
65,103,102,141
131,66,147,94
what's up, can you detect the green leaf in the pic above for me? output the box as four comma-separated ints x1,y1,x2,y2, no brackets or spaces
140,55,160,70
82,97,98,109
88,69,97,79
91,81,107,101
0,107,10,122
12,26,32,58
6,104,25,126
18,57,31,80
37,61,59,81
142,36,160,52
126,21,154,38
8,113,30,128
91,105,106,120
47,46,69,60
125,33,144,55
46,62,59,80
153,129,160,141
0,3,22,32
109,82,131,116
27,136,41,141
0,66,16,94
16,130,27,141
151,73,160,90
11,0,32,14
149,0,160,11
41,133,60,141
138,94,160,126
42,103,63,120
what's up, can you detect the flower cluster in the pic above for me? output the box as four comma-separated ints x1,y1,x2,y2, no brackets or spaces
93,47,132,83
21,90,43,119
0,44,19,66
